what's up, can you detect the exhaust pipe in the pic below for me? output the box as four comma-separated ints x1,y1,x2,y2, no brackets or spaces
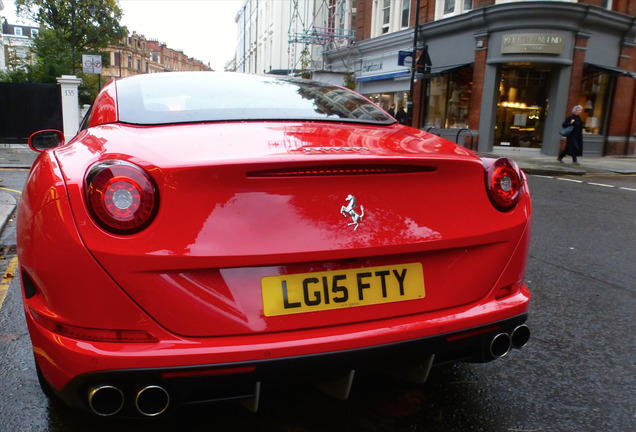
489,333,512,358
88,385,124,416
511,324,531,349
135,385,170,417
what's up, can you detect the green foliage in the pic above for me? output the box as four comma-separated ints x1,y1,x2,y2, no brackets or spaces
0,69,33,83
30,27,70,82
15,0,126,94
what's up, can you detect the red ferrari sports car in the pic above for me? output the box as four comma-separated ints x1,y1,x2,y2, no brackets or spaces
18,72,531,417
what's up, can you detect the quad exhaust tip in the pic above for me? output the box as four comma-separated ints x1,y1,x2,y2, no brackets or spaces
511,324,531,349
88,384,170,417
135,385,170,417
489,325,531,359
88,385,124,417
489,333,512,358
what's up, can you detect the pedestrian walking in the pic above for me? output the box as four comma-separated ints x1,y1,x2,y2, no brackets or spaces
558,105,584,166
395,105,408,125
388,104,396,118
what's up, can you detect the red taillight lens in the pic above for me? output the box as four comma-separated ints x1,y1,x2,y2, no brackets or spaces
86,161,158,234
30,308,158,343
485,158,523,211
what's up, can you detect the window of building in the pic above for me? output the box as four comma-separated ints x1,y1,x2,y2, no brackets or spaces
31,28,39,37
365,91,410,119
579,70,610,135
382,0,391,34
494,65,551,148
425,65,473,129
14,27,23,36
113,52,120,67
401,0,410,28
436,0,473,19
373,0,412,36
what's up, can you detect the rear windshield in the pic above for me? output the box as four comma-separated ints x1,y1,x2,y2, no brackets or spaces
116,72,395,126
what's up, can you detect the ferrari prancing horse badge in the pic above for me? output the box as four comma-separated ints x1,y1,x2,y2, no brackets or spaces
340,194,364,230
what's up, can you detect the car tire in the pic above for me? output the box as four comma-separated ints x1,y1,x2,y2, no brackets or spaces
34,357,55,399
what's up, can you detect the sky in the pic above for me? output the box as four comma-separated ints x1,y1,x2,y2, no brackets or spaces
1,0,242,71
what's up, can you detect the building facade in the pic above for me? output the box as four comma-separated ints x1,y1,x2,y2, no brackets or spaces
1,17,39,72
321,0,636,156
102,31,212,81
236,0,356,74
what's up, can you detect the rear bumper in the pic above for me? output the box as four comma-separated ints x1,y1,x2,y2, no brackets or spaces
35,308,529,416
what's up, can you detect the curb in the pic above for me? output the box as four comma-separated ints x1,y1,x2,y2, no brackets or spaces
0,191,17,235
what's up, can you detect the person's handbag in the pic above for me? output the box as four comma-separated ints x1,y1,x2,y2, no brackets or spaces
559,125,574,137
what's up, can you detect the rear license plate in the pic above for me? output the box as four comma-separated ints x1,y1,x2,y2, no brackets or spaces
261,263,425,317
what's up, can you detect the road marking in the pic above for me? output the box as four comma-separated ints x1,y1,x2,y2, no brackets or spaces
557,178,583,183
587,182,616,188
532,175,636,193
0,187,22,194
0,256,18,310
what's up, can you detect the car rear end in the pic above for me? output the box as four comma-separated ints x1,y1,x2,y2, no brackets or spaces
17,73,531,417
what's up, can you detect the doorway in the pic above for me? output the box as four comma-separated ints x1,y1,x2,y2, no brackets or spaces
494,65,552,148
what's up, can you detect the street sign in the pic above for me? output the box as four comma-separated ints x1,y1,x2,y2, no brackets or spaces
82,55,102,74
398,50,413,68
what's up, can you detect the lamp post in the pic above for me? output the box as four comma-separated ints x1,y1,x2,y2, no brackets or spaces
70,0,97,74
408,0,422,127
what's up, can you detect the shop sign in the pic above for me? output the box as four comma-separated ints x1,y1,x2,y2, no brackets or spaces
398,50,413,68
360,52,409,78
501,33,564,55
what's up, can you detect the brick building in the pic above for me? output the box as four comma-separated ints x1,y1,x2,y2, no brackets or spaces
322,0,636,156
102,31,212,80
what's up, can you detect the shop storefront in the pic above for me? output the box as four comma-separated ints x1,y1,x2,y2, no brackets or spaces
416,3,635,156
355,44,413,118
324,2,635,156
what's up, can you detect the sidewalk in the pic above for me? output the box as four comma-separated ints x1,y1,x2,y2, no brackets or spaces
490,146,636,176
0,145,635,235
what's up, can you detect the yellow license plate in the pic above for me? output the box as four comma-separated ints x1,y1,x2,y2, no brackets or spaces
261,263,425,317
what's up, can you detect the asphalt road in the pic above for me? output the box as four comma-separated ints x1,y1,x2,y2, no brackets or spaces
0,171,634,432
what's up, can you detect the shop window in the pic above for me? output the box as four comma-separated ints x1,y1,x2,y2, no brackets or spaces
425,65,473,129
365,92,409,118
579,70,610,135
495,66,551,148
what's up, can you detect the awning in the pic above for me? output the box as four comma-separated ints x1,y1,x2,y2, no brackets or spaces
585,63,636,79
356,71,410,82
418,63,473,79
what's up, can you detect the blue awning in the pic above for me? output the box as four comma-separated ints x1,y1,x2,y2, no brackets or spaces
356,71,410,82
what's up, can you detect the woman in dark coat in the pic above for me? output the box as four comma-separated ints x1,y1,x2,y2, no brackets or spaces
558,105,584,166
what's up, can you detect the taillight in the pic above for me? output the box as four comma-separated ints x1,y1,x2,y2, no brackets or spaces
85,161,159,234
30,308,158,343
484,158,523,211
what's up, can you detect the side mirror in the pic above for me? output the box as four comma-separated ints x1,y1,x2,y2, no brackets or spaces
28,130,65,152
